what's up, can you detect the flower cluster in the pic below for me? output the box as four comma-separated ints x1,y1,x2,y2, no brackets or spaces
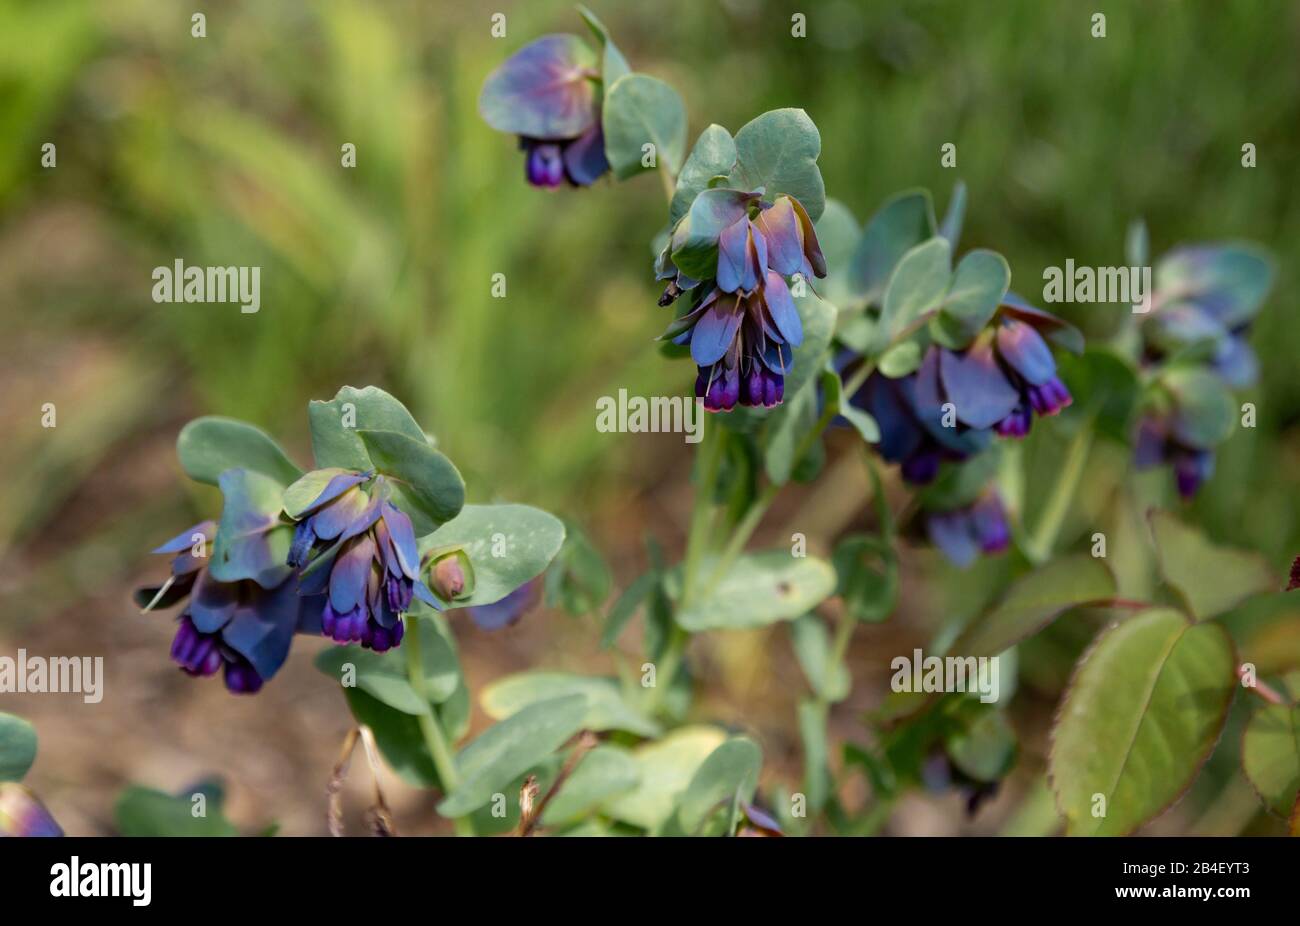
1134,243,1273,498
657,192,827,410
851,296,1078,485
285,469,439,652
480,34,610,188
925,491,1012,568
137,521,323,694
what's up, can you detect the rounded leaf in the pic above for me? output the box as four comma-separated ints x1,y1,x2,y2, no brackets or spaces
603,73,687,179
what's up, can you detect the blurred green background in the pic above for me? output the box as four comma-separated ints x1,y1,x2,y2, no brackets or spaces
1,0,1297,834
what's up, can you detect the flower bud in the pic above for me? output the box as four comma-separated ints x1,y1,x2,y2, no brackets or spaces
430,551,473,602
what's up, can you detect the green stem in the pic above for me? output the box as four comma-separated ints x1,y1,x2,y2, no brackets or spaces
682,423,724,604
404,616,475,836
1025,422,1094,565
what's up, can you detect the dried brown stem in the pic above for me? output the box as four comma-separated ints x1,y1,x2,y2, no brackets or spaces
518,731,598,837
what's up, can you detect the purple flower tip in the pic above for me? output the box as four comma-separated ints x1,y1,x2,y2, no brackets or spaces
523,140,565,188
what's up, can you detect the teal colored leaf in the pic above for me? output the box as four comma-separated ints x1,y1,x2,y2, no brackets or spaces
821,367,880,444
758,291,837,481
676,737,761,833
0,713,37,782
951,555,1117,658
542,745,640,826
437,694,588,817
419,504,565,607
1160,367,1236,450
790,615,850,701
728,108,825,221
931,249,1010,349
114,783,239,837
814,198,862,309
605,726,728,830
307,385,429,472
877,339,923,378
1155,243,1274,328
577,5,630,85
357,428,465,534
602,571,656,648
1241,703,1300,817
602,73,687,180
1149,511,1276,620
945,703,1017,783
341,688,440,788
176,416,302,487
938,180,967,248
481,671,660,737
314,621,459,714
208,468,293,588
847,189,938,306
876,237,951,350
677,551,837,631
833,534,898,624
1049,608,1236,835
669,124,737,224
798,698,831,811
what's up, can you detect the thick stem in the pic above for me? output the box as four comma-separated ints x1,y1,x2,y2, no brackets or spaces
404,615,475,836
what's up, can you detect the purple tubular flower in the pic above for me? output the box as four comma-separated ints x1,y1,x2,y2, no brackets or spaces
1134,416,1216,499
480,35,610,188
288,472,438,652
462,577,542,631
137,522,324,695
659,193,826,412
926,491,1011,568
0,784,63,837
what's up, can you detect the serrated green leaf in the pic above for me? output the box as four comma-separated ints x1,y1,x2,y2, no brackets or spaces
951,555,1117,658
1150,511,1276,620
1241,703,1300,817
1049,608,1236,835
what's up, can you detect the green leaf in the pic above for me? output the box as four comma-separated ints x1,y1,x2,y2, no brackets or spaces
814,198,862,309
728,108,825,221
602,571,656,648
576,4,630,85
437,694,588,817
669,124,737,224
676,737,762,833
677,551,837,631
341,688,440,788
307,385,429,471
114,784,239,837
847,189,938,306
1049,608,1236,835
176,416,302,487
208,468,293,587
602,73,687,180
542,745,640,826
481,671,660,737
876,237,951,350
314,622,459,714
356,429,465,534
945,703,1017,783
418,504,564,606
833,534,898,623
951,555,1117,658
1155,243,1274,328
798,698,831,811
791,615,850,701
544,519,612,616
877,339,923,378
1160,367,1236,450
821,367,880,444
1149,511,1276,620
605,726,728,830
1241,703,1300,817
0,713,37,782
758,291,837,481
938,180,967,248
931,249,1010,349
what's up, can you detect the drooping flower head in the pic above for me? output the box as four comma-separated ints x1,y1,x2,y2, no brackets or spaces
479,34,610,188
848,294,1080,483
285,468,439,652
460,576,543,631
658,190,827,411
1133,243,1273,497
136,520,322,694
925,490,1011,568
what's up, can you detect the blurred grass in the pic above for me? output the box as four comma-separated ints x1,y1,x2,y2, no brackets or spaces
0,0,1298,832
